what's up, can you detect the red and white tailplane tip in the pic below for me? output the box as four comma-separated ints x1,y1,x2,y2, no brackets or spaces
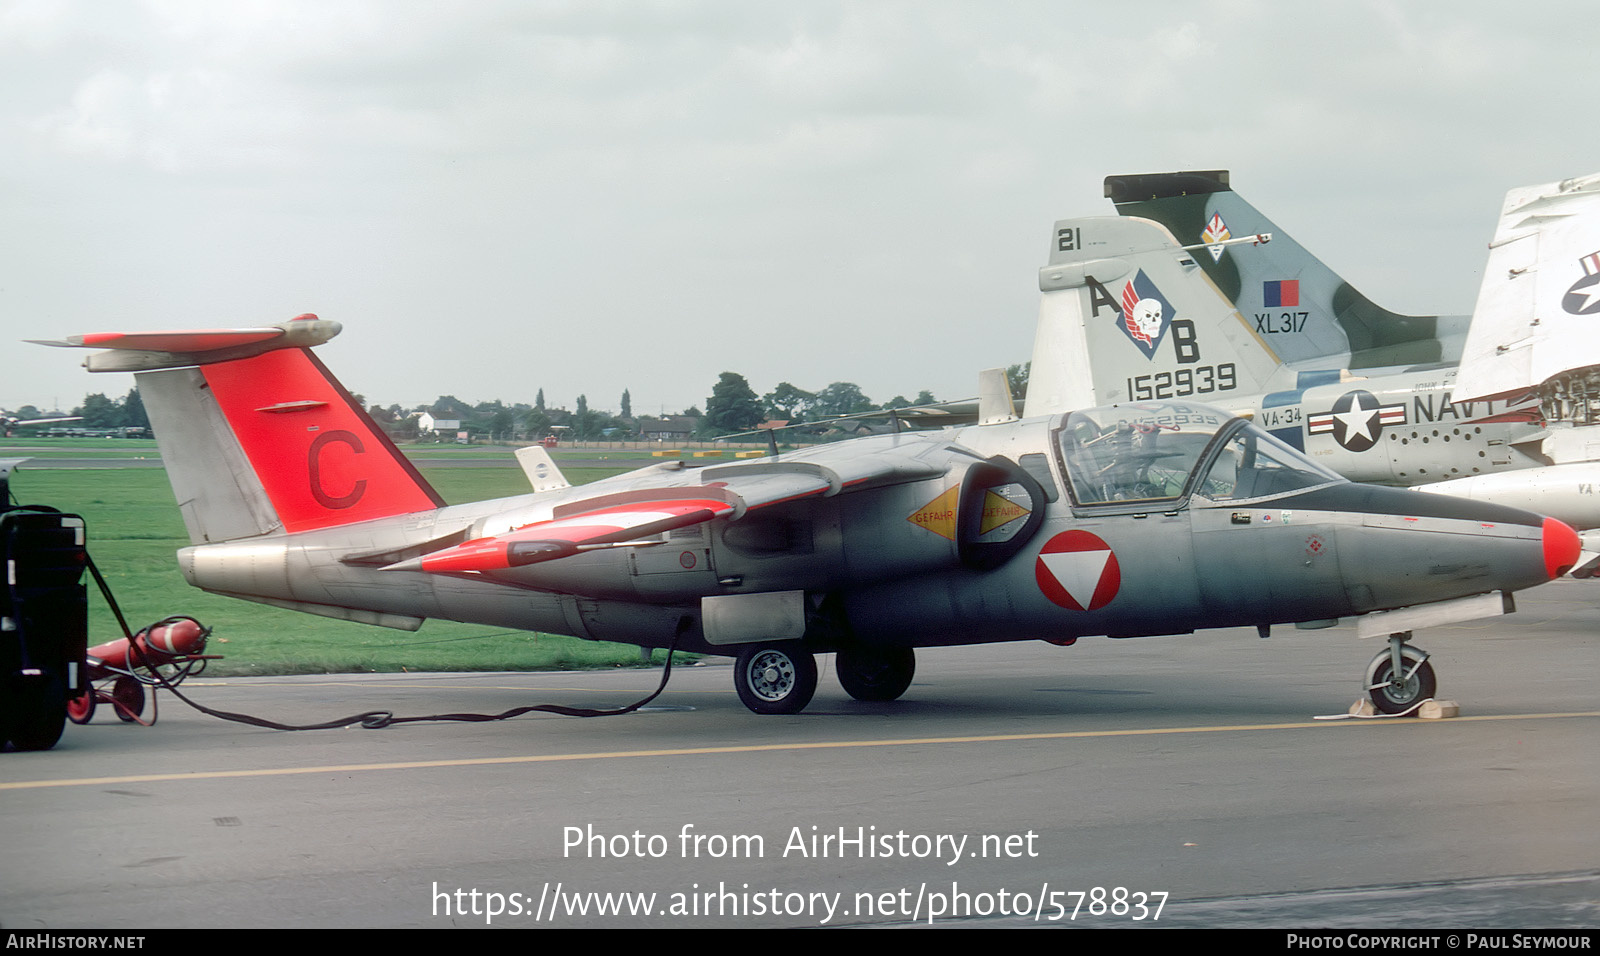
29,314,342,372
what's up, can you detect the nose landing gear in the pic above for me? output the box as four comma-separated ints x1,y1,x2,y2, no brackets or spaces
1364,632,1436,715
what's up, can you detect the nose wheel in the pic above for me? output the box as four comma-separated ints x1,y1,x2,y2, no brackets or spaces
734,643,817,715
1365,633,1436,715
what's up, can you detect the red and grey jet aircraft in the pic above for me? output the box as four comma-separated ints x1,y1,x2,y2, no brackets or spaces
37,316,1581,714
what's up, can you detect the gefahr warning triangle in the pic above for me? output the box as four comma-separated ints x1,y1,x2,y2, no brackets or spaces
1034,530,1121,611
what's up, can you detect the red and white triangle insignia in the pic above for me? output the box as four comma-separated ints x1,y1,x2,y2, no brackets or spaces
1034,530,1121,611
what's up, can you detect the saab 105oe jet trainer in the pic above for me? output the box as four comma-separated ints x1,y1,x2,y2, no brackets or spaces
38,317,1580,715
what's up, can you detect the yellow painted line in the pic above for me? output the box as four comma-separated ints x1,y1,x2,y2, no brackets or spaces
4,711,1596,792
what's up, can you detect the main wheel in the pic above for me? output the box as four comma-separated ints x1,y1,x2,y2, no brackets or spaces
836,646,915,702
735,644,817,715
1368,654,1437,715
112,677,146,723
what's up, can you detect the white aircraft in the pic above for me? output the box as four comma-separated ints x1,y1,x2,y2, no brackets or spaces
1421,172,1600,570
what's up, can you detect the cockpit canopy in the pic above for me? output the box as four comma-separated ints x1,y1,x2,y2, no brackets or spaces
1055,401,1342,510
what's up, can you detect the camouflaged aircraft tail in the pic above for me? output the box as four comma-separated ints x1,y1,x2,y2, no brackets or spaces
1104,171,1466,371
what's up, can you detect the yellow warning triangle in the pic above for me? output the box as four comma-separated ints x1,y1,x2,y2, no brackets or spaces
979,490,1030,535
907,485,960,541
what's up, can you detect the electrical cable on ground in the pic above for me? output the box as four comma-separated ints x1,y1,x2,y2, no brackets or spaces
82,547,684,731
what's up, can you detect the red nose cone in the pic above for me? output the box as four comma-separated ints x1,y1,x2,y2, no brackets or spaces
1543,517,1582,578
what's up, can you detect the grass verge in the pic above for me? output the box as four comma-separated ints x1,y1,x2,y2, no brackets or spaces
7,462,697,677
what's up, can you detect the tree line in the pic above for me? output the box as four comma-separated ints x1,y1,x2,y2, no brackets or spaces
17,364,1029,443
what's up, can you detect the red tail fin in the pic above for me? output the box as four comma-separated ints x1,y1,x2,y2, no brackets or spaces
41,317,444,540
199,349,444,533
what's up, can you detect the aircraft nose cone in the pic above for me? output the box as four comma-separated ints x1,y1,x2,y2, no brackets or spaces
1543,517,1581,579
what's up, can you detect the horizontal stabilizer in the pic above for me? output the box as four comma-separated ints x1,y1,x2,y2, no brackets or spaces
36,329,283,351
30,314,342,372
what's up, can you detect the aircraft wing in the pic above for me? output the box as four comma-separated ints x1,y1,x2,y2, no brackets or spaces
5,416,81,426
393,495,741,573
396,437,950,575
1454,173,1600,402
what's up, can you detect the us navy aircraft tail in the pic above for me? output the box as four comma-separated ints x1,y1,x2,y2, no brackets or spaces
1103,170,1470,371
1025,210,1547,487
1022,215,1283,418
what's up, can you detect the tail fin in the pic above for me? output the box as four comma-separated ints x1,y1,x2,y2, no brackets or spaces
1023,216,1284,416
52,316,443,544
1103,170,1463,369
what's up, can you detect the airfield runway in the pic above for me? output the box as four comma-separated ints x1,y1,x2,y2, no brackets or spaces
3,580,1598,929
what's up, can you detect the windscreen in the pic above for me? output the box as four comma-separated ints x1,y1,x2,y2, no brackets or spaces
1192,424,1343,502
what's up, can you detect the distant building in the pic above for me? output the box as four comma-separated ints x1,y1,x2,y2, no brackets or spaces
640,416,696,441
417,412,462,434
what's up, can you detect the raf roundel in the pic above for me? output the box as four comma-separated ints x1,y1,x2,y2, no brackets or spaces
1034,530,1121,611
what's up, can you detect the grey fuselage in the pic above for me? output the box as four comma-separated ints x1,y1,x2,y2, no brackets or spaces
176,404,1563,656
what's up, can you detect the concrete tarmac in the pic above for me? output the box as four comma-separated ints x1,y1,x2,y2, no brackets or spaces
3,580,1598,929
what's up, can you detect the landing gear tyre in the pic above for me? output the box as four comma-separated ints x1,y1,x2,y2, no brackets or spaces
5,676,67,751
67,688,96,725
1368,655,1436,715
112,677,145,723
735,644,817,715
836,647,915,702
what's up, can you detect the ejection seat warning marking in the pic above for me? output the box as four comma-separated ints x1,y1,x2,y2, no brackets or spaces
1035,530,1120,611
908,486,960,541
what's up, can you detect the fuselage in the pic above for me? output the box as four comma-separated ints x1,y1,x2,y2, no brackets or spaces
175,401,1576,656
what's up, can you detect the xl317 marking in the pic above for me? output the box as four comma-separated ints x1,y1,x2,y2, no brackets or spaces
1255,311,1309,333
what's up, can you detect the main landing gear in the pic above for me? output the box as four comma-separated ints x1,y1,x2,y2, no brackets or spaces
1364,631,1436,715
836,646,916,702
731,644,917,715
735,644,818,715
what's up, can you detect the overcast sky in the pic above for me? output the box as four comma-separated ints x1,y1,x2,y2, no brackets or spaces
4,1,1596,417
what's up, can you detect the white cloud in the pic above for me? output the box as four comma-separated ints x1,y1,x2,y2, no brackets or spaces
3,1,1597,412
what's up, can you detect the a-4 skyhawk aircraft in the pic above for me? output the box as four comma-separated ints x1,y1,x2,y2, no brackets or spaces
38,317,1581,714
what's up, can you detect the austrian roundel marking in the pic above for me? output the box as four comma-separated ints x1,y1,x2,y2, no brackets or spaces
1035,530,1121,611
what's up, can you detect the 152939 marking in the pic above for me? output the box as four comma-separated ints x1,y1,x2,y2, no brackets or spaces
1127,363,1237,401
